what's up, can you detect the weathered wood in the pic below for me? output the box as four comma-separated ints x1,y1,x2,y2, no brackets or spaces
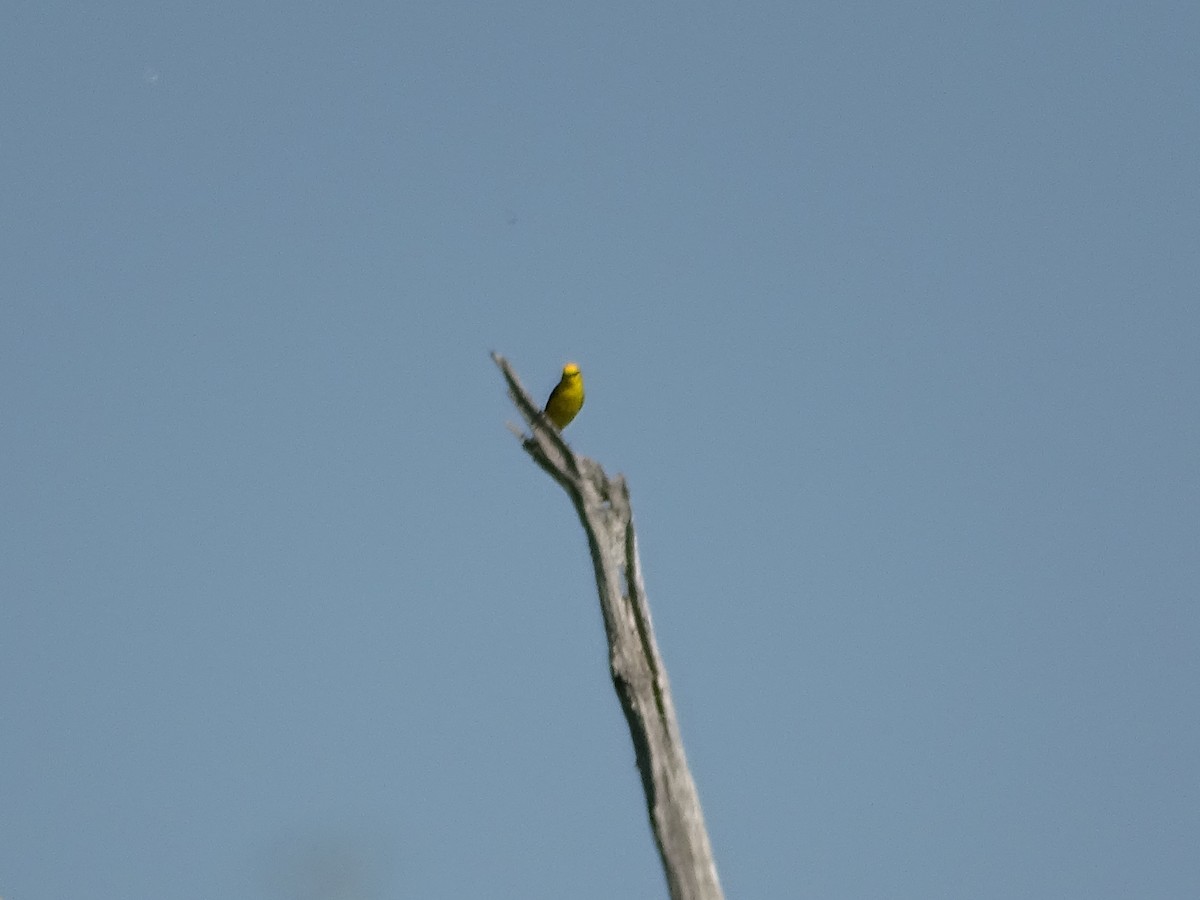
493,353,724,900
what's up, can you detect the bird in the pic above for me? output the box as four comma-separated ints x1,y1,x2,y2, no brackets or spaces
543,362,585,430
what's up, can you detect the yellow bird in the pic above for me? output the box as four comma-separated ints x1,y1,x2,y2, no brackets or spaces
543,362,585,430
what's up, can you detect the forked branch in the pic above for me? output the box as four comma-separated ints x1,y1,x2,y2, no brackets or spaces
493,352,723,900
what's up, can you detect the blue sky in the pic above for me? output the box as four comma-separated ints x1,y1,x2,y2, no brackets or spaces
3,1,1198,897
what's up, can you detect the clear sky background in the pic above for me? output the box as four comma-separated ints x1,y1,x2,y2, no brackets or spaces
3,2,1198,898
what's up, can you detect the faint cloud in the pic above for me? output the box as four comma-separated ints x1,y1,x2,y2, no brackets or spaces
258,829,388,900
142,66,161,86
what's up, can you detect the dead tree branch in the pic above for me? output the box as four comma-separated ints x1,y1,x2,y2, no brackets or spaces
492,352,724,900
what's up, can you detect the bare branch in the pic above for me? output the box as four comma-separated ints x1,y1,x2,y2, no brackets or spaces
492,352,724,900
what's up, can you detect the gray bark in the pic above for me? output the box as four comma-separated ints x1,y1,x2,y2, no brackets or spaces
493,353,724,900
